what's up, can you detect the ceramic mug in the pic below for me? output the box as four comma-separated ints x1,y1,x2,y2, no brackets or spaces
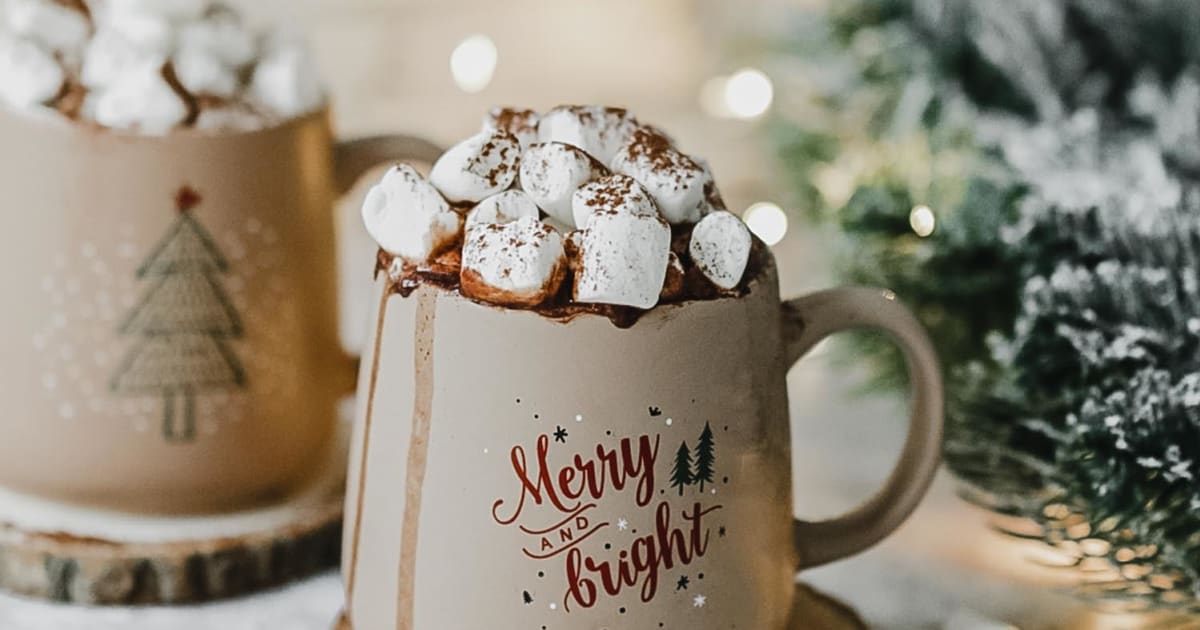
342,254,943,628
0,106,440,514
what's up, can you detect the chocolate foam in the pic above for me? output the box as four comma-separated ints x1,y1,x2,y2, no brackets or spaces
376,225,769,329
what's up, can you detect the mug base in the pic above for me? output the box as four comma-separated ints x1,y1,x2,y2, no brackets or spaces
331,582,865,630
0,423,350,605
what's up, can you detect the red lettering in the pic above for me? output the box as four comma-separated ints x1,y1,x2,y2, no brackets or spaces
562,501,723,609
493,434,661,525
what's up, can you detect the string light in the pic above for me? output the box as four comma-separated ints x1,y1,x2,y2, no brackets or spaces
450,34,497,93
743,202,788,246
909,204,936,237
723,68,774,119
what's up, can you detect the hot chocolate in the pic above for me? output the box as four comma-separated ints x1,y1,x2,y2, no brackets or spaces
342,107,945,625
362,105,762,327
0,0,322,133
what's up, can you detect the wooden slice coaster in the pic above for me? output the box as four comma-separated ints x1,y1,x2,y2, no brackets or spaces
331,582,865,630
0,429,348,605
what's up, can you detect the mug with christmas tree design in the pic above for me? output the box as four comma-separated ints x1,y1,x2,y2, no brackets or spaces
0,105,440,514
342,254,943,628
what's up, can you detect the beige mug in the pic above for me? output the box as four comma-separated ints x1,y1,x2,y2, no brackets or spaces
342,253,943,628
0,106,440,514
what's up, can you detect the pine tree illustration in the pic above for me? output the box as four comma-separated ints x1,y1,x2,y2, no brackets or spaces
670,441,694,496
693,422,716,492
110,187,245,442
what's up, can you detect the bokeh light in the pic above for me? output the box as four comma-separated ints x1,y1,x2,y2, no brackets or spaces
909,204,936,237
723,68,774,119
743,202,789,246
450,34,498,93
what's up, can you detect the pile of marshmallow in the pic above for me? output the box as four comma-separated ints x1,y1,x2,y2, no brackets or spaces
0,0,323,133
362,106,756,311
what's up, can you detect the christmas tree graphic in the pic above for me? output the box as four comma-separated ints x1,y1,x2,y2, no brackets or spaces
693,422,716,492
110,187,245,443
670,441,694,496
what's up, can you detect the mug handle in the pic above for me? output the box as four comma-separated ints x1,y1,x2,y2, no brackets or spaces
334,135,444,195
781,286,943,569
331,134,444,392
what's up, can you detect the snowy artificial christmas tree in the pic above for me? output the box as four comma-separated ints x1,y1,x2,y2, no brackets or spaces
111,187,245,442
764,0,1200,610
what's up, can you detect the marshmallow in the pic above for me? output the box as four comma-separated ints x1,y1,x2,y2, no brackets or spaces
461,216,567,307
249,41,324,118
3,0,90,58
0,33,63,108
86,60,191,133
611,128,707,224
429,128,521,204
177,6,256,68
81,26,166,89
571,173,658,229
694,157,727,215
483,107,539,149
573,210,671,309
519,142,609,228
689,210,751,290
361,164,462,264
538,105,638,163
173,46,237,97
466,189,540,230
97,10,174,56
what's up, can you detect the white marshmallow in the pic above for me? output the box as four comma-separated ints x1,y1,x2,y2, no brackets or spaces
573,210,671,309
103,0,207,22
429,128,521,204
543,214,573,235
571,173,658,229
483,107,539,149
178,7,256,68
611,128,707,225
81,26,167,89
466,189,540,230
537,105,637,163
689,210,751,290
0,33,62,108
694,156,726,216
361,164,462,264
86,60,190,133
98,10,174,56
3,0,90,58
249,42,323,118
461,216,566,307
173,46,237,97
519,142,608,229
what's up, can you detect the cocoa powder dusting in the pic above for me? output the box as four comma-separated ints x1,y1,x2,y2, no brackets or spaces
491,107,538,137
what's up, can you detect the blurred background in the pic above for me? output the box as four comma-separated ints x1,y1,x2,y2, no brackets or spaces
7,0,1200,627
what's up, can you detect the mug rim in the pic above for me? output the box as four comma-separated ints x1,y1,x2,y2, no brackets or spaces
0,98,331,141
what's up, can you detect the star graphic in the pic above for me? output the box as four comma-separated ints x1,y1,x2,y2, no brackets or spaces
617,518,629,531
693,594,707,608
553,426,568,443
676,575,689,591
718,526,726,538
